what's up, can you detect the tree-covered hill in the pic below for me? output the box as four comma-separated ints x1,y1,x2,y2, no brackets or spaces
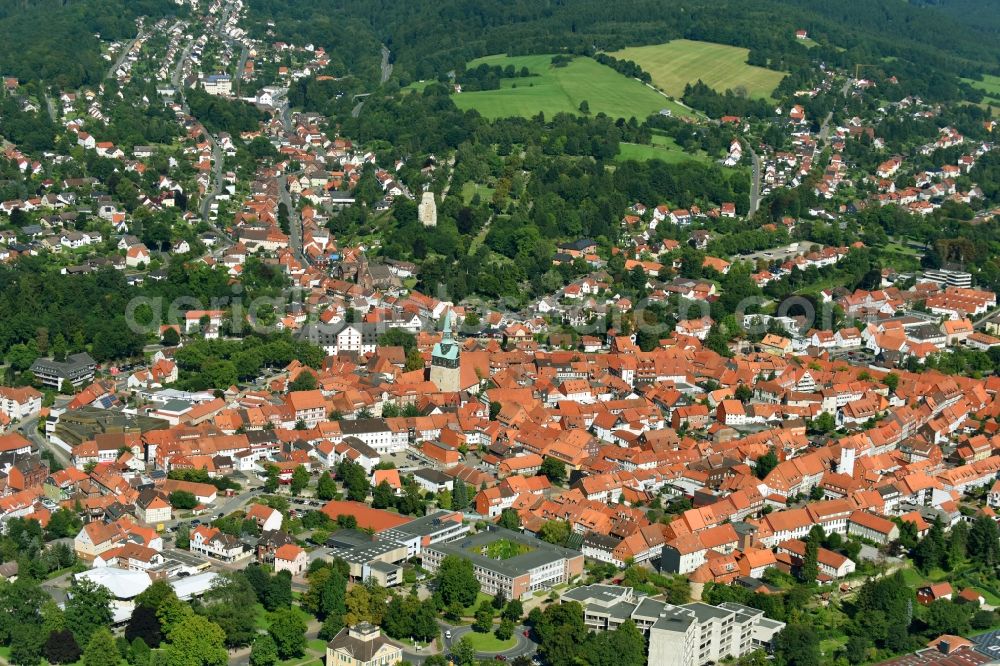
908,0,1000,41
0,0,181,88
4,0,997,98
252,0,1000,101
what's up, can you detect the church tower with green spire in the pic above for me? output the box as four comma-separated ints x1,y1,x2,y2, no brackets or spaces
430,311,461,392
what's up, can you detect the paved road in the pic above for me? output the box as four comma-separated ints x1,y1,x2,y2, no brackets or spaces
818,111,833,142
973,305,1000,331
107,31,145,80
818,78,852,143
19,415,71,469
200,141,225,222
160,483,265,536
274,92,293,132
171,42,193,90
42,90,57,122
277,174,307,264
234,45,250,94
748,146,762,214
350,46,392,118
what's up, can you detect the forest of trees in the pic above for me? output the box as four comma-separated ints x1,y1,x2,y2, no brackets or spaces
681,81,773,119
0,0,182,87
0,256,326,382
186,88,267,136
243,0,1000,103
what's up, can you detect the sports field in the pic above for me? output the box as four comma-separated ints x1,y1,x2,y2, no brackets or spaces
451,54,694,120
612,39,786,100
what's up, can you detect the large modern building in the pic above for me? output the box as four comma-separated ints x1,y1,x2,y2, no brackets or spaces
30,352,96,390
323,510,469,586
922,268,973,289
562,585,785,666
420,526,584,600
326,530,410,582
202,73,232,96
379,510,469,557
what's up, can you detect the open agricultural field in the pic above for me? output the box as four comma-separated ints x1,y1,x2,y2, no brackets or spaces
616,133,710,164
612,39,787,100
964,74,1000,104
451,54,694,120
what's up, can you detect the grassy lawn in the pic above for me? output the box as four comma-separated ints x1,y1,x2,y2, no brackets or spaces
899,563,1000,605
796,275,848,297
254,603,270,630
307,639,327,652
617,133,709,164
461,592,495,617
254,603,312,629
462,631,517,652
461,181,495,204
819,636,848,659
883,241,920,256
403,80,435,94
476,538,532,560
452,54,693,120
964,74,1000,104
612,39,787,100
899,566,924,588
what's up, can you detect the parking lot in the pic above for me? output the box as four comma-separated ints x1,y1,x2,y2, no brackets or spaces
739,241,813,263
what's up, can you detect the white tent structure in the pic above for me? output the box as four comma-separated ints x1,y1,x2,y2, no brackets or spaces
75,568,152,600
71,568,221,623
171,572,219,600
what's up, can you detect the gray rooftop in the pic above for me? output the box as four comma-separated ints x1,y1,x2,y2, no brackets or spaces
158,399,193,413
426,527,578,578
327,538,406,565
382,510,465,540
633,596,670,621
651,608,696,634
682,602,735,623
367,560,402,573
413,468,452,484
562,584,630,607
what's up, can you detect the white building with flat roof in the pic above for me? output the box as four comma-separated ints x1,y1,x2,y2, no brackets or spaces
562,585,785,666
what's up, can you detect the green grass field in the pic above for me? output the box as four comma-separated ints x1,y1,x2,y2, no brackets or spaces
461,592,495,618
452,54,693,120
478,538,532,560
461,181,495,204
461,631,517,652
617,133,709,164
964,74,1000,104
612,39,787,100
